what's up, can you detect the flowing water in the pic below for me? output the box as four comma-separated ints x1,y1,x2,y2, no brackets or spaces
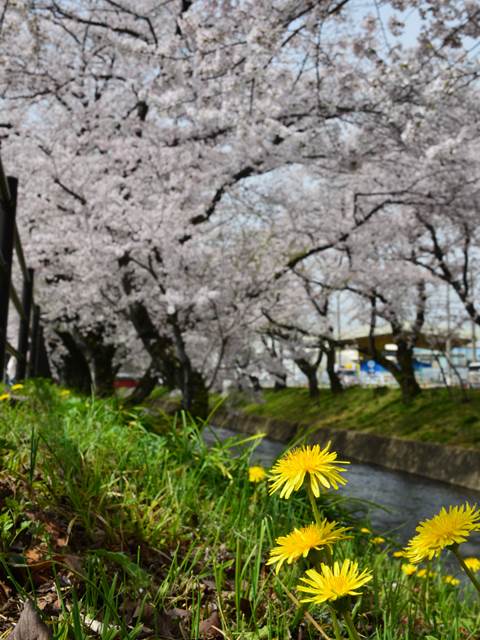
205,426,480,557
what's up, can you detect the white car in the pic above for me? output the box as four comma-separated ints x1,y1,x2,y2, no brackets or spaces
467,362,480,388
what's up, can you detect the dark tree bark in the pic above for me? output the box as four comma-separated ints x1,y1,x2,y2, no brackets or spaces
119,255,209,418
119,254,179,390
249,375,262,392
79,327,122,397
169,313,209,420
395,338,422,401
56,329,121,397
90,342,120,397
184,370,209,421
294,357,320,399
126,299,179,390
363,285,426,404
56,331,92,394
125,364,158,406
366,339,421,403
273,372,287,390
325,339,343,395
412,213,480,328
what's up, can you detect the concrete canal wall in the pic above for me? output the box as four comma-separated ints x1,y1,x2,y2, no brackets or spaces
216,410,480,491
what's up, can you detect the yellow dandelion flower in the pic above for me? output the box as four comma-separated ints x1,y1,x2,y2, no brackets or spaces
393,550,406,558
444,575,460,586
59,389,71,397
10,383,23,391
401,563,417,576
404,504,480,563
269,443,349,499
417,568,428,578
298,559,372,604
248,466,267,483
267,521,350,573
0,393,9,401
371,536,385,545
464,557,480,572
360,527,371,534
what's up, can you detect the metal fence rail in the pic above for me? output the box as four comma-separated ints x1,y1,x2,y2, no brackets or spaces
0,155,51,382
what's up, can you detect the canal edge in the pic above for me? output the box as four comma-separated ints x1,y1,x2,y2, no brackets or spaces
216,409,480,492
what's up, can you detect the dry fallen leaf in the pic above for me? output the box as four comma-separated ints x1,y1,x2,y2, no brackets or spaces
198,610,222,639
11,600,51,640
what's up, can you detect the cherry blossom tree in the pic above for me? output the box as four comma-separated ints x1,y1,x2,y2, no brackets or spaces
1,0,479,413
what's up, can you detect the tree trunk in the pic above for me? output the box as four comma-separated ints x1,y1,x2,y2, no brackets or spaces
294,358,319,399
169,314,209,420
125,364,158,406
89,342,120,397
249,375,262,392
127,300,179,390
397,371,421,403
365,294,424,405
395,340,421,403
367,339,421,404
182,369,209,421
306,368,320,398
273,372,287,390
326,341,343,394
56,331,92,394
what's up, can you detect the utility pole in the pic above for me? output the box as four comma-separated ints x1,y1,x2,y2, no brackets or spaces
446,283,452,386
336,291,342,367
472,267,477,362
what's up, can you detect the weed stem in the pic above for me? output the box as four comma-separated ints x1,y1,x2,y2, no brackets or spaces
330,607,343,640
307,485,323,527
452,547,480,597
343,610,361,640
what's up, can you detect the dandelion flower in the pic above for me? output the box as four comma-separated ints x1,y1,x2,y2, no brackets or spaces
393,550,406,558
248,466,267,483
298,559,372,604
0,393,9,401
59,389,71,397
360,527,371,534
372,536,385,545
417,569,428,579
401,563,417,576
269,443,349,499
404,504,480,563
10,383,23,391
444,575,460,586
464,557,480,572
267,521,350,573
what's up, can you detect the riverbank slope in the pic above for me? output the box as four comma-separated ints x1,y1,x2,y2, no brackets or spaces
224,387,480,448
213,387,480,490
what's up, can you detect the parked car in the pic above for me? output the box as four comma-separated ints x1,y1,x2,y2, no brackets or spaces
338,367,359,387
468,362,480,388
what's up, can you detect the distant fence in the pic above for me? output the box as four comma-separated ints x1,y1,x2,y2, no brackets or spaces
0,155,51,382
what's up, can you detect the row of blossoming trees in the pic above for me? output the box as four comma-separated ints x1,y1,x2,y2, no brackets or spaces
0,1,480,413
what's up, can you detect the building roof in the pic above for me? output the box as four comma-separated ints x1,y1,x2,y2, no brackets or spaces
337,326,471,352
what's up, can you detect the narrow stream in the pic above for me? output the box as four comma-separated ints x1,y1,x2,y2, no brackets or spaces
205,426,480,557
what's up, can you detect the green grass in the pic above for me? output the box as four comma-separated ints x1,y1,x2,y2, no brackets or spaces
0,381,478,638
235,387,480,448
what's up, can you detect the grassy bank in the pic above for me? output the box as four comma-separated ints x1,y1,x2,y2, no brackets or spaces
0,382,479,638
231,387,480,449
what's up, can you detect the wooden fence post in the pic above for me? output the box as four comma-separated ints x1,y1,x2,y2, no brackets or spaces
0,176,18,381
16,267,34,380
28,304,40,378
